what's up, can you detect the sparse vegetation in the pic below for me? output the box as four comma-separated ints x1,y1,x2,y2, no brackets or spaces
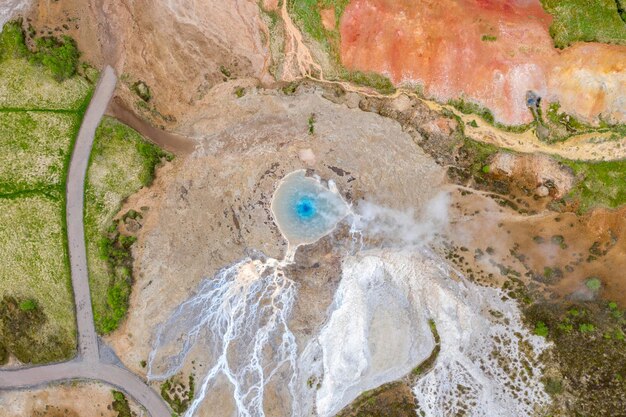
234,86,246,98
481,34,497,42
111,390,132,417
525,300,626,414
335,381,417,417
160,374,195,414
540,0,626,48
308,113,316,134
85,117,170,334
411,319,441,378
0,295,74,363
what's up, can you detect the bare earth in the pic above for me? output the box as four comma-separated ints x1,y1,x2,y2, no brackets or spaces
0,381,142,417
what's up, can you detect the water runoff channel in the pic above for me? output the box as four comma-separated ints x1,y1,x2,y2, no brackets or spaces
146,170,351,417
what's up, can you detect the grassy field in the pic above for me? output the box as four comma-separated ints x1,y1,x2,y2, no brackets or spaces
540,0,626,48
0,21,92,364
0,112,80,195
85,117,169,334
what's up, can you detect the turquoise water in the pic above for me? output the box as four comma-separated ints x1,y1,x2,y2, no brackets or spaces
295,196,317,219
271,170,349,246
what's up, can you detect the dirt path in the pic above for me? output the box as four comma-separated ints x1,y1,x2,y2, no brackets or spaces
0,66,170,417
106,97,195,156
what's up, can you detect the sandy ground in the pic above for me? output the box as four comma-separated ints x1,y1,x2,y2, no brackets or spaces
0,381,143,417
340,0,626,125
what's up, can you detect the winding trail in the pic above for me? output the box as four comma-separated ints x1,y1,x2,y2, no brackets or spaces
0,66,170,417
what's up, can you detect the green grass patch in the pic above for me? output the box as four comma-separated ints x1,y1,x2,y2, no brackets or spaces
448,97,533,133
559,158,626,212
339,69,396,94
31,36,80,82
585,277,602,290
540,0,626,48
0,196,75,363
288,0,350,44
85,117,170,334
460,137,500,178
534,321,549,337
0,111,80,194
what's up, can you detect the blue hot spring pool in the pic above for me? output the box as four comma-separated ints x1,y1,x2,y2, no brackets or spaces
271,170,349,247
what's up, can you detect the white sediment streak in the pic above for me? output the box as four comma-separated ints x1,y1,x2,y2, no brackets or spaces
0,0,30,30
147,256,299,417
309,250,551,417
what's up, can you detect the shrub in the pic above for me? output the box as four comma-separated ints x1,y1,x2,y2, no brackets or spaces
18,299,37,311
111,390,132,417
31,36,80,82
534,321,549,337
585,277,602,291
0,20,29,60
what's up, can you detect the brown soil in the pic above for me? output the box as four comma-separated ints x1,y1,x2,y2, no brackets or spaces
339,0,626,125
0,381,140,417
446,189,626,307
320,7,336,31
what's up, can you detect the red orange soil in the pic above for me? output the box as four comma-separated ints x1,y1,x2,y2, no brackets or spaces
340,0,626,125
321,7,336,31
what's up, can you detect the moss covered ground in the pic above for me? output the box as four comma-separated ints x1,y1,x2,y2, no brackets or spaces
559,158,626,213
525,300,626,415
0,21,92,364
540,0,626,48
85,117,169,334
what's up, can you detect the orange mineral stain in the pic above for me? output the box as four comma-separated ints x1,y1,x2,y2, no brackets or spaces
340,0,626,125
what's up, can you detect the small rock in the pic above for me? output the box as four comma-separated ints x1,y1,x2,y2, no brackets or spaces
345,92,361,109
125,218,142,233
390,94,412,112
535,185,549,197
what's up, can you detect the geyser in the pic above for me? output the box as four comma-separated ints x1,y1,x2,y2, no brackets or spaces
271,170,349,247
